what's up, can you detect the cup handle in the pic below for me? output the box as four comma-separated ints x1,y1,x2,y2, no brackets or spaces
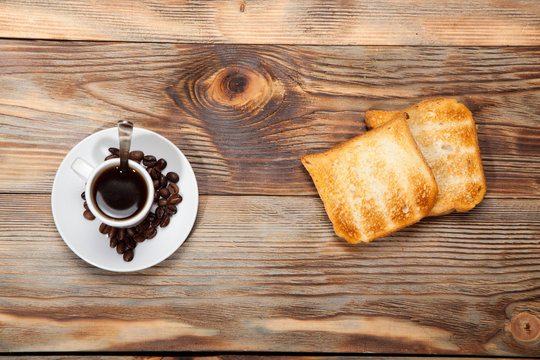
71,157,94,181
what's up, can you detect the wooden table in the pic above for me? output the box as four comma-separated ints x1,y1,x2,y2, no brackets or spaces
0,1,539,358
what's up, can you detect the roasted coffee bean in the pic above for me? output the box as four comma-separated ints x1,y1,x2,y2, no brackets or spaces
108,147,120,155
123,248,134,262
110,236,118,248
159,174,168,188
158,198,168,207
153,190,159,202
165,204,177,215
134,234,145,243
144,226,157,239
135,223,144,234
167,182,178,195
104,154,119,160
117,227,125,241
81,191,86,200
153,179,160,189
83,201,89,210
158,187,170,199
99,223,109,234
83,210,95,220
135,220,149,233
127,227,136,237
125,236,136,249
129,150,144,162
156,158,167,170
108,227,118,239
169,194,182,205
147,212,156,222
151,216,161,227
150,167,160,179
156,206,165,219
116,240,126,254
160,214,170,228
143,155,157,167
166,171,179,183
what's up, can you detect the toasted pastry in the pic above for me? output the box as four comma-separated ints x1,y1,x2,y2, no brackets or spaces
301,115,438,244
365,99,486,216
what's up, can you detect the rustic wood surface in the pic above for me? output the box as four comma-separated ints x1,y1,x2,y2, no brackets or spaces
0,42,538,197
0,0,539,358
5,357,540,360
6,357,540,360
0,192,539,354
0,0,539,45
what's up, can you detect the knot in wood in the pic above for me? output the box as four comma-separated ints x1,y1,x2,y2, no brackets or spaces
207,67,277,110
509,312,540,342
167,48,288,126
222,71,248,96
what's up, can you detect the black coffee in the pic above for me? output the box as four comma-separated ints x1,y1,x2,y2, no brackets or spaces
92,165,147,219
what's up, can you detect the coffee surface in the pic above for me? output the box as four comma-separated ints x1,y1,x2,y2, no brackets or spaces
93,165,147,219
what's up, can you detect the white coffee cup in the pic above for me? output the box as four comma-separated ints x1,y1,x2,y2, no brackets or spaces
71,158,154,228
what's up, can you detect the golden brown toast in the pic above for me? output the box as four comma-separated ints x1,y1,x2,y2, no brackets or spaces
365,98,486,216
301,115,438,244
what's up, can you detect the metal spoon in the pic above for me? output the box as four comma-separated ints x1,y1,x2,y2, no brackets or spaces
117,120,133,173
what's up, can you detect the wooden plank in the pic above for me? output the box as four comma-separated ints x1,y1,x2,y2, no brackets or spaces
5,352,536,360
5,357,540,360
0,194,538,355
0,41,538,196
0,0,539,45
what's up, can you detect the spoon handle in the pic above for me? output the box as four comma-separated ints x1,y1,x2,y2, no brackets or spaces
118,120,133,173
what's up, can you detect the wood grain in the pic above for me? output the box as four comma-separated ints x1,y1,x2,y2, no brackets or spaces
0,0,539,45
0,194,538,354
6,358,540,360
1,4,539,354
6,357,540,360
0,41,538,196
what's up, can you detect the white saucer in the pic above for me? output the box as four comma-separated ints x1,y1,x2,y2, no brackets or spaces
51,127,199,272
